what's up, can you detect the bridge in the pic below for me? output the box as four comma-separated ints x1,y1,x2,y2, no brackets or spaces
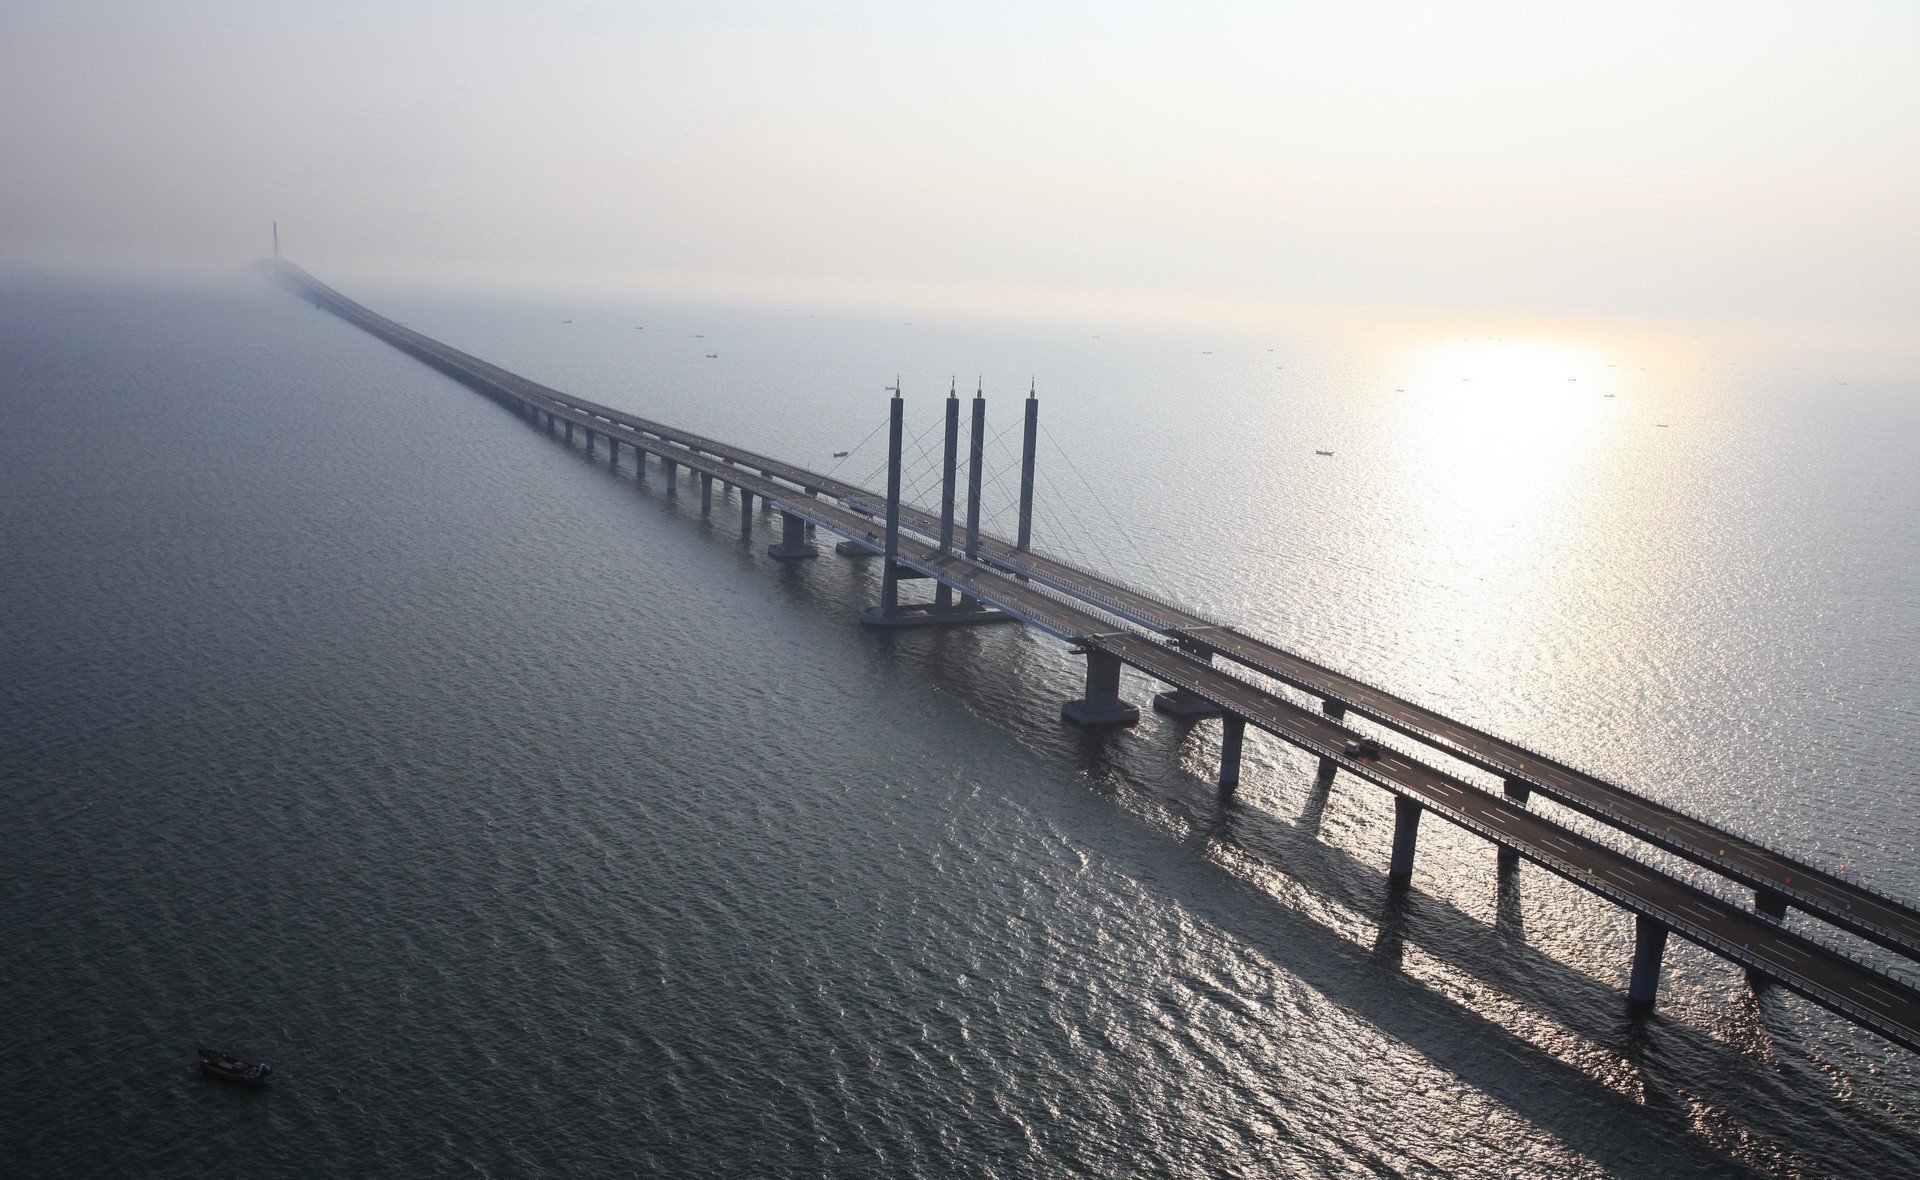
267,259,1920,1057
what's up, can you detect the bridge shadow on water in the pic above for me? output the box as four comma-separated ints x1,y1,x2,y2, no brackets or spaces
920,635,1918,1178
540,405,1914,1177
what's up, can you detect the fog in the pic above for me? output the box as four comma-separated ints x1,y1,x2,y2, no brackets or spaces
3,1,1916,336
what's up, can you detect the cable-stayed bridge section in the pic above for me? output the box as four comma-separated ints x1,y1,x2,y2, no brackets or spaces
267,259,1920,1058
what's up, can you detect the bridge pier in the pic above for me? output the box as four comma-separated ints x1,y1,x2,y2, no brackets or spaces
1316,699,1348,780
1756,887,1788,920
1154,637,1225,718
1218,715,1246,795
1627,915,1668,1010
585,428,596,456
700,473,713,513
1747,888,1790,988
665,459,678,495
1387,795,1422,886
1498,779,1532,871
565,421,575,444
739,490,754,537
1062,648,1140,727
767,510,819,561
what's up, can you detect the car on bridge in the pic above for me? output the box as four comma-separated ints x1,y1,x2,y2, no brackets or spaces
1344,737,1383,763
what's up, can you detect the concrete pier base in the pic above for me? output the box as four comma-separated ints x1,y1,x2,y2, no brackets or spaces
1218,715,1246,795
585,429,596,456
1154,688,1225,718
859,600,1015,628
700,473,713,513
739,491,754,537
1628,915,1668,1010
1387,795,1422,886
665,460,678,495
767,511,818,560
1061,649,1140,727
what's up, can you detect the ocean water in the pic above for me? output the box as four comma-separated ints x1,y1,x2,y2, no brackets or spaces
0,269,1914,1177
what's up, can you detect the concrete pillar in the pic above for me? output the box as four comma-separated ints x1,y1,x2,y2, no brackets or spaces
1219,715,1246,795
739,490,754,537
1316,698,1349,780
665,460,678,495
965,386,985,560
1627,915,1668,1010
585,428,596,456
768,510,819,561
1154,637,1225,718
860,387,907,624
1061,647,1140,727
565,421,574,443
934,390,960,608
700,473,713,513
1387,795,1422,886
1498,779,1532,871
1016,387,1038,553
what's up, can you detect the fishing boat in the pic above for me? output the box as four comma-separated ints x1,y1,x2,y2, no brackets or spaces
199,1048,272,1088
832,450,850,458
1315,450,1334,457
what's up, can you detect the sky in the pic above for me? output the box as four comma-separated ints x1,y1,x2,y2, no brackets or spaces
2,1,1916,335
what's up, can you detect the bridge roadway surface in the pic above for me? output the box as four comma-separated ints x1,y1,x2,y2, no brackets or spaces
273,261,1920,1053
522,380,1920,966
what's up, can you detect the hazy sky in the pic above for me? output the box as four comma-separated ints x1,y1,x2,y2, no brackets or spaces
3,1,1916,331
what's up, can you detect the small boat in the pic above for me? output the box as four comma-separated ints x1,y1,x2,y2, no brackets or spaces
199,1047,272,1087
705,353,719,359
1315,449,1334,457
832,450,850,458
1604,393,1615,398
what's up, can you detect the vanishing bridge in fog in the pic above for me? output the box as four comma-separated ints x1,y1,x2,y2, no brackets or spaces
269,259,1920,1058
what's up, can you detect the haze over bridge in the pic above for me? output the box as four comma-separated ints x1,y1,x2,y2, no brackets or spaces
268,259,1920,1059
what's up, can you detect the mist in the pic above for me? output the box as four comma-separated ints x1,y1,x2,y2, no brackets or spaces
3,1,1916,337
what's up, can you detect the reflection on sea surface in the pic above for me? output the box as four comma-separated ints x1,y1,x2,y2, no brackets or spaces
1,274,1914,1176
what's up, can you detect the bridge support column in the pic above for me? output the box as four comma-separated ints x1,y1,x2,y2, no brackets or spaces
565,421,575,444
1627,915,1668,1010
1498,779,1532,871
665,460,678,495
1062,648,1140,727
1747,888,1790,988
1016,386,1038,554
1755,887,1788,920
860,385,911,625
1316,699,1349,780
1387,795,1422,886
700,473,713,513
859,388,1012,629
1154,638,1225,718
933,387,961,609
739,490,754,537
585,429,596,456
767,510,819,561
1218,715,1246,796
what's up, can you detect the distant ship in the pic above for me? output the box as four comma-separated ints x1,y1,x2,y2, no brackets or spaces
1315,450,1334,457
833,450,850,458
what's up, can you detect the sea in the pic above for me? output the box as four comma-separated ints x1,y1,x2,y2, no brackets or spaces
1,266,1914,1177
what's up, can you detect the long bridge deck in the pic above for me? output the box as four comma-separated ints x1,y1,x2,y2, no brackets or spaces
268,259,1920,1056
525,362,1920,966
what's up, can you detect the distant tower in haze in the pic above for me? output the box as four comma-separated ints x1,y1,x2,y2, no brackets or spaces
272,222,279,259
